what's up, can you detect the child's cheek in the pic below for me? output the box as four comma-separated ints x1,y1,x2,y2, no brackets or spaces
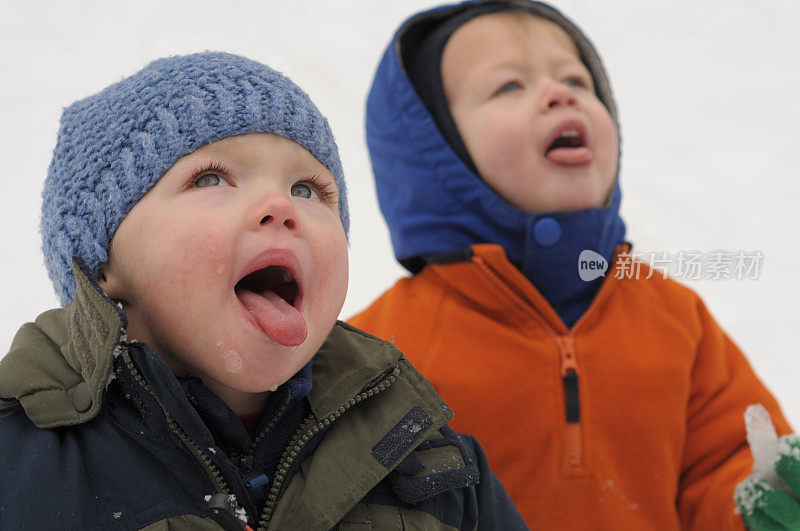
481,121,530,175
314,237,349,319
151,220,233,294
473,106,529,162
580,109,619,204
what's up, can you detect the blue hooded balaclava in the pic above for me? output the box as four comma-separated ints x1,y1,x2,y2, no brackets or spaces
366,0,626,327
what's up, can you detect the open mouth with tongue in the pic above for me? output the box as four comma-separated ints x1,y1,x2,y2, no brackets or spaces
235,264,308,346
544,121,593,167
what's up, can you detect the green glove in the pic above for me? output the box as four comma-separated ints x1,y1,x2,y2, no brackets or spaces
735,434,800,529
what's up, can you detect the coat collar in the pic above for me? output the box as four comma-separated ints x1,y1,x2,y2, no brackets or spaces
0,258,124,427
270,322,456,528
421,243,628,334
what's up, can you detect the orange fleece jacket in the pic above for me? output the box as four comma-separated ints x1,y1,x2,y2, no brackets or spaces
349,244,792,529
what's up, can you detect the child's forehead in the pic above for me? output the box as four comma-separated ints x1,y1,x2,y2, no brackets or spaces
171,133,326,173
192,132,305,158
448,11,580,61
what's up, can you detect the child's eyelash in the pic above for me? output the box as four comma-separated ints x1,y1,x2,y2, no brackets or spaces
300,174,338,204
189,160,229,186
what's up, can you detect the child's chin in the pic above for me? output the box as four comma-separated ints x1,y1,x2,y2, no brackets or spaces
224,375,285,395
223,359,307,392
551,190,610,212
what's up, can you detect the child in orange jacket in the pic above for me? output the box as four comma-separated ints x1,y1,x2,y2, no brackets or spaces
349,1,798,528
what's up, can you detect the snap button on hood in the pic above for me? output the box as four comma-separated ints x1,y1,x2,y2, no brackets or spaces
533,217,562,247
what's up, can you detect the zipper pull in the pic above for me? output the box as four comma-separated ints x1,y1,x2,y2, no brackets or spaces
563,370,580,423
245,473,270,505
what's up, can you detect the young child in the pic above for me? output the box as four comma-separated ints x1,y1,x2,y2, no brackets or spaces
349,1,799,528
0,52,527,529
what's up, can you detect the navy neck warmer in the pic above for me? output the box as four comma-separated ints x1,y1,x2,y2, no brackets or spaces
179,361,313,511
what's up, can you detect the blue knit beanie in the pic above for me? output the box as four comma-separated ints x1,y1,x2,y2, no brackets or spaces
41,51,348,306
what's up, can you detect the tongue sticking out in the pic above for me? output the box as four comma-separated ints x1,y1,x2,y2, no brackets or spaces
546,146,593,166
237,289,307,346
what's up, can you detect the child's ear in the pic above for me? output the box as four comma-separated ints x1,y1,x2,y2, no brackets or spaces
96,261,126,303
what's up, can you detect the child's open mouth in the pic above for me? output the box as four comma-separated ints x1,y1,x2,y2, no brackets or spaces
235,263,307,346
544,121,593,167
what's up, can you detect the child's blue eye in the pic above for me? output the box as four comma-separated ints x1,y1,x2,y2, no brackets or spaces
563,78,586,89
496,81,522,94
194,173,222,188
190,161,229,188
291,183,317,200
292,175,338,204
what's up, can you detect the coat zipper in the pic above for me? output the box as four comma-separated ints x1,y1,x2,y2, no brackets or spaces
473,255,584,468
556,336,582,467
256,366,400,530
123,344,399,529
120,347,236,502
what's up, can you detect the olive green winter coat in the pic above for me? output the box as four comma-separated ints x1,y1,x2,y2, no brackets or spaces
0,260,526,530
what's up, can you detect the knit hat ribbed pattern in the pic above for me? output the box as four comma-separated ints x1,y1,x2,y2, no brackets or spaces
42,52,348,306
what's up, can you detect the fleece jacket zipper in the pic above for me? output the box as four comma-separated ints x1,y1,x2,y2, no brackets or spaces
556,336,582,467
473,255,584,469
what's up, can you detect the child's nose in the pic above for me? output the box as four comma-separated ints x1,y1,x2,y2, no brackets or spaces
541,81,577,111
253,193,298,232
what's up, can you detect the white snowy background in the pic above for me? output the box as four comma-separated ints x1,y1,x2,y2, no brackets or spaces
1,1,798,429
